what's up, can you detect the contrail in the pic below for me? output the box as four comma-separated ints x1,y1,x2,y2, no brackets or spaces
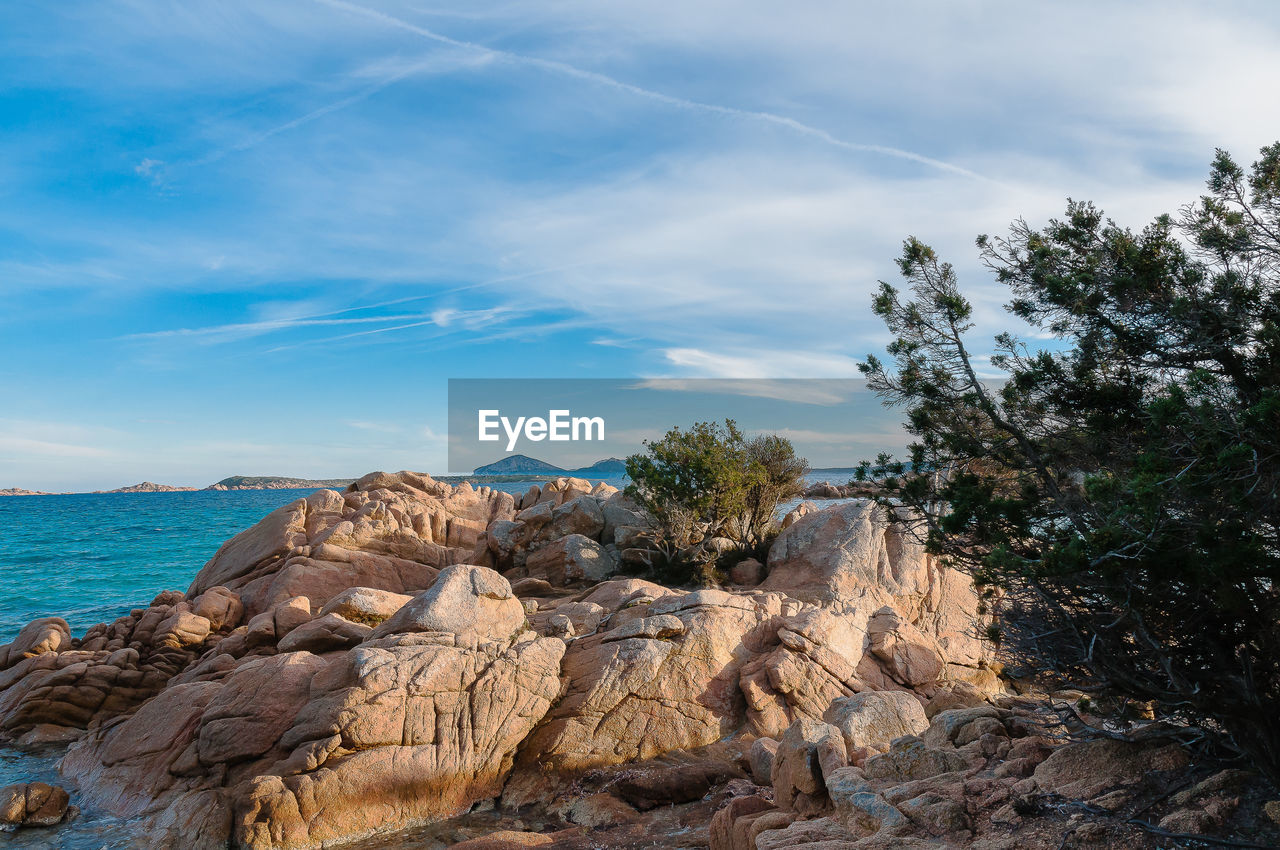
313,0,986,180
191,57,442,166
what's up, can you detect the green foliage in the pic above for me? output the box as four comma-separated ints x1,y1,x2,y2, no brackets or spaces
742,432,812,545
862,144,1280,782
624,420,809,585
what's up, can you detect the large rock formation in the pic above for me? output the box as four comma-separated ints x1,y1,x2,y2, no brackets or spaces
189,471,518,615
0,478,1011,848
60,564,565,849
0,473,522,748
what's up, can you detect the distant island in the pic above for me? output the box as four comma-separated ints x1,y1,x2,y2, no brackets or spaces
205,476,357,491
94,482,198,494
471,454,628,477
0,463,631,498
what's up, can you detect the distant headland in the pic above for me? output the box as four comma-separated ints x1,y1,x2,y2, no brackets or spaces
0,477,359,496
0,461,630,497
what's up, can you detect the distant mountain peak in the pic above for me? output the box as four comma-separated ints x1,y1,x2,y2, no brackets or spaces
471,455,568,475
471,455,627,478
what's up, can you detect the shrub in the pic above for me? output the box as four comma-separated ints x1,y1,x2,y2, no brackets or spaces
624,419,808,584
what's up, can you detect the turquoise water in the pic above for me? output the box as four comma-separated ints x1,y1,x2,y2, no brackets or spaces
0,489,324,644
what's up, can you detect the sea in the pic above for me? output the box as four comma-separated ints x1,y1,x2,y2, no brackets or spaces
0,471,853,847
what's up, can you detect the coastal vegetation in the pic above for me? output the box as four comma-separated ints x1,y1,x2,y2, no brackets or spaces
623,419,809,583
861,144,1280,783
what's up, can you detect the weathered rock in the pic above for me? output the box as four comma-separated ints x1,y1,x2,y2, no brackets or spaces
921,706,1003,748
0,618,69,669
829,773,912,838
867,607,945,687
525,534,617,585
317,586,411,626
0,781,73,828
539,601,606,637
231,635,564,848
270,596,312,639
755,815,862,848
823,690,929,754
64,632,565,849
545,613,575,639
508,577,555,598
781,500,818,530
244,549,440,616
1169,768,1255,807
601,493,648,547
536,495,605,543
709,790,778,850
0,471,1009,848
0,602,207,738
728,557,766,586
276,612,372,653
187,494,313,594
761,501,987,683
763,501,927,603
899,791,970,836
772,717,846,813
923,683,987,719
558,791,638,827
191,586,244,631
371,564,524,644
504,589,789,805
748,737,779,785
613,758,744,809
187,475,516,615
1032,737,1191,799
863,737,971,782
737,603,872,735
153,610,212,649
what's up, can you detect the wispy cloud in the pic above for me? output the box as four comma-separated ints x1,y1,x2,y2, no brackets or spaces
633,378,860,405
121,313,442,344
188,48,495,168
312,0,986,180
659,348,862,380
346,420,401,433
0,436,114,459
0,421,118,460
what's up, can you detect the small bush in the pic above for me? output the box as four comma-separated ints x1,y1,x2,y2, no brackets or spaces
624,419,808,585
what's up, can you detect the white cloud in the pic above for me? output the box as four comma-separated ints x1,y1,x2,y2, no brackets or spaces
314,0,983,179
0,420,119,462
346,420,402,433
0,435,114,459
760,427,898,445
122,313,441,344
634,378,858,405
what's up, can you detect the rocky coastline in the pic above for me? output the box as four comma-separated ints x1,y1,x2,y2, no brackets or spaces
0,471,1275,848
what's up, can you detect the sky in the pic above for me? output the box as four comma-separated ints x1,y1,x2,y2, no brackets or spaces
2,1,1279,490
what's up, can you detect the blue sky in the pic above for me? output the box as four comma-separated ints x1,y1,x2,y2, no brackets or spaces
3,1,1279,490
